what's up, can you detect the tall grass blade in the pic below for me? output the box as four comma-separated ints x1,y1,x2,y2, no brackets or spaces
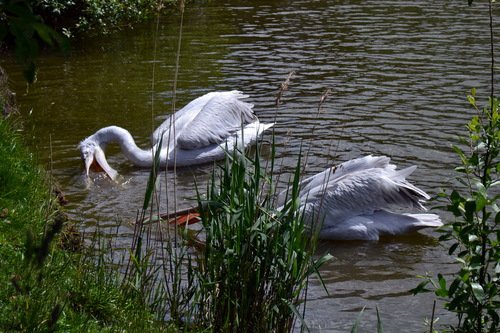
287,301,310,333
350,305,366,333
142,136,163,211
376,306,384,333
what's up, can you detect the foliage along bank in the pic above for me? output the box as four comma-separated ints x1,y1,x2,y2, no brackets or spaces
0,110,176,332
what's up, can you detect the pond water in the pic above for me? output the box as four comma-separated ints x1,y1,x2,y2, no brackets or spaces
2,0,499,331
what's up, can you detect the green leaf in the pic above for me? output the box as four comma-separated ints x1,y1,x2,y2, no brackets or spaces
464,200,476,222
410,280,431,295
468,116,481,132
450,190,462,202
308,253,333,295
435,274,448,297
4,1,35,18
449,242,459,255
32,22,56,46
142,136,163,210
451,146,467,163
467,94,476,106
470,282,485,301
475,194,487,212
448,278,461,297
287,301,310,333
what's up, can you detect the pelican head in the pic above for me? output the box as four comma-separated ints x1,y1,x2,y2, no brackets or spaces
78,137,118,181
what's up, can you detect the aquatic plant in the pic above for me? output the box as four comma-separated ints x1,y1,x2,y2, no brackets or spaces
122,129,332,332
190,142,332,332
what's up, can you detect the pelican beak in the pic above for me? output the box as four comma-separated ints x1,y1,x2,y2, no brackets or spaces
93,146,119,181
82,151,94,178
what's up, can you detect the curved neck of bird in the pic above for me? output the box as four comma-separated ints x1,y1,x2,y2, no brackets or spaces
93,126,161,167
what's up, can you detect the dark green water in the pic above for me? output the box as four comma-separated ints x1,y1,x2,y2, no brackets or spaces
2,0,498,331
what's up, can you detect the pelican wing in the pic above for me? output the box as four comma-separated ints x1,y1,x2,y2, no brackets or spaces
277,155,390,207
151,92,219,147
298,155,394,195
299,156,429,221
176,91,257,150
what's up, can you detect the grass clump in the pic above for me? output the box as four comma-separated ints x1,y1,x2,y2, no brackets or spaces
0,118,48,244
191,146,332,332
123,139,332,332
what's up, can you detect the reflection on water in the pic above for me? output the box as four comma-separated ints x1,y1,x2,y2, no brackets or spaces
2,0,497,331
307,235,457,332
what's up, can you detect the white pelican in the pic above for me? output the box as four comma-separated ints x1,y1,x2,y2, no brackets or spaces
287,155,443,240
79,91,274,180
168,155,442,241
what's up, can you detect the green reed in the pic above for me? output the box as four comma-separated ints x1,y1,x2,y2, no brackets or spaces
113,129,334,332
115,132,196,328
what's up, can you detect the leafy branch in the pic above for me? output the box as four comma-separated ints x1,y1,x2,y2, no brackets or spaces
1,0,68,83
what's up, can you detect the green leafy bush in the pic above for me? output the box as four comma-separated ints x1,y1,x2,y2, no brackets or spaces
0,0,69,82
412,1,499,332
34,0,176,36
412,91,500,333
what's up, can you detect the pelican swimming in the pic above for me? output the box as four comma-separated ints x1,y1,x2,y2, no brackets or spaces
169,155,442,241
285,155,442,240
79,91,274,180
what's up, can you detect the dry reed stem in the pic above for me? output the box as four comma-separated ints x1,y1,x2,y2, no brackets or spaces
275,71,295,107
272,72,297,200
302,88,332,174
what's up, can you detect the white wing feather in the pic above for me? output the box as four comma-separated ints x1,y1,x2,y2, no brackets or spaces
151,91,257,150
286,155,442,240
151,91,221,144
299,155,428,217
177,92,256,149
